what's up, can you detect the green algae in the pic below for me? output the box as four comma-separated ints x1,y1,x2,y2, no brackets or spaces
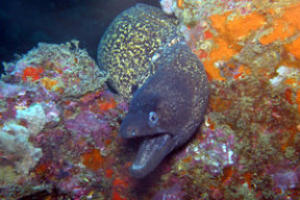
172,69,300,198
224,183,256,200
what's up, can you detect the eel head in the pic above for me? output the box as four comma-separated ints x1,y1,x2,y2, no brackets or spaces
120,92,179,178
119,70,194,178
119,42,209,178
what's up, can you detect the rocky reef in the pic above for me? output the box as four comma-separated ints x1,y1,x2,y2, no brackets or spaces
0,0,300,199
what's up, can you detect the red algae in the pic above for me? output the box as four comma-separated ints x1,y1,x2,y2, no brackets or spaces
79,90,102,104
34,162,52,178
112,191,127,200
98,97,117,112
0,41,117,199
105,169,114,178
221,166,235,185
297,90,300,113
2,1,300,200
81,149,103,171
285,88,293,104
22,66,44,81
113,178,128,188
242,172,252,189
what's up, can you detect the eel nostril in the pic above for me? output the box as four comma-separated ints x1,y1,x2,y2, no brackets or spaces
127,127,136,136
131,128,136,136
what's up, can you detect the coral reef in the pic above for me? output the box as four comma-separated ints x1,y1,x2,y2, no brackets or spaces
152,184,184,200
0,41,112,199
3,40,108,97
158,0,300,199
0,0,300,199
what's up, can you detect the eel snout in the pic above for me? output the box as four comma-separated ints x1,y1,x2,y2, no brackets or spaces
120,122,175,178
129,133,175,178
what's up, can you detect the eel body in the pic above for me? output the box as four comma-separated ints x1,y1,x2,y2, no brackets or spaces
97,3,179,99
120,41,209,178
97,3,209,178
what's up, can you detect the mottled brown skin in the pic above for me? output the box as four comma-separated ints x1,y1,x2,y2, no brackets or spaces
97,3,179,99
120,41,209,178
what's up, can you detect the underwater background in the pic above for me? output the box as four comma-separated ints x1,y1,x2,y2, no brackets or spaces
0,0,159,75
1,0,300,199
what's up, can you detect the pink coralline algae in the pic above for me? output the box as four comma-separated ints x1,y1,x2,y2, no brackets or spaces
65,111,109,135
273,170,299,192
0,40,117,199
173,125,236,175
65,110,112,149
2,1,300,198
160,0,174,15
269,165,300,195
192,127,236,175
152,184,185,200
2,40,108,98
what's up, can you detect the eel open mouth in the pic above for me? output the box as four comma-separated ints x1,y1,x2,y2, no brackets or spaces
129,133,174,178
119,117,176,178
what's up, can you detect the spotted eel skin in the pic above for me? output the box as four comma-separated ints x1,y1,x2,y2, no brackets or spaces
97,3,179,99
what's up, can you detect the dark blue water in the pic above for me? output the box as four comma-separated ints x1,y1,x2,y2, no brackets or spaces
0,0,160,75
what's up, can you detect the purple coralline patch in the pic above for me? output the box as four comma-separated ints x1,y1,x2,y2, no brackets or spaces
2,40,108,98
0,41,114,199
272,168,300,192
152,184,185,200
0,97,17,121
43,101,61,126
2,12,299,198
57,175,88,197
180,126,236,175
0,82,25,98
65,110,112,149
65,111,104,135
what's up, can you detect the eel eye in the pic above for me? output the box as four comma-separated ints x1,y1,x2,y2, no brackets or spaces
148,111,159,127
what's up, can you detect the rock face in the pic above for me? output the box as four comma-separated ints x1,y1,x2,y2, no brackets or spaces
1,1,300,199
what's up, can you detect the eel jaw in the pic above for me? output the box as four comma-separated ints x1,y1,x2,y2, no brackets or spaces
130,133,175,178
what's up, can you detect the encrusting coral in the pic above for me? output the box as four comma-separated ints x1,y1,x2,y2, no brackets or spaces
0,0,300,199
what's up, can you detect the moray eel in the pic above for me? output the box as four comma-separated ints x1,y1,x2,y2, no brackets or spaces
97,4,209,178
97,3,179,99
120,41,209,178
